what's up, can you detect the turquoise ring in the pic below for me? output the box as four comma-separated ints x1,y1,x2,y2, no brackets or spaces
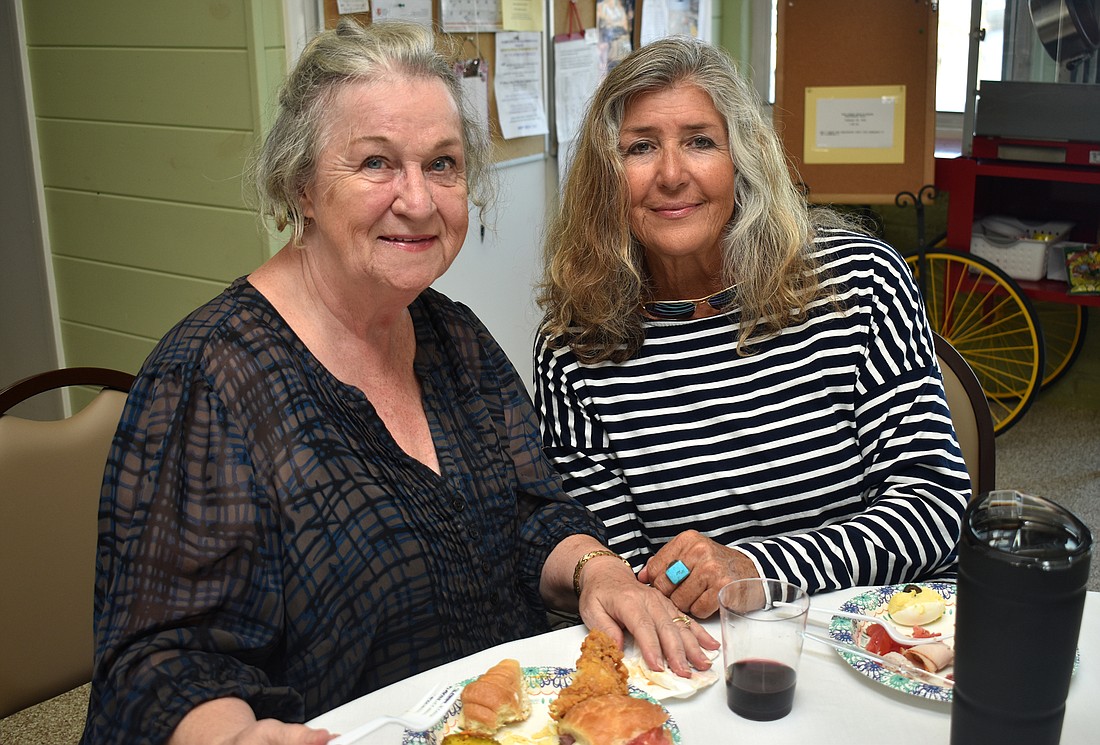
665,560,690,585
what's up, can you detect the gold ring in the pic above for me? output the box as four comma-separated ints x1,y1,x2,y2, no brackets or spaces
672,615,692,627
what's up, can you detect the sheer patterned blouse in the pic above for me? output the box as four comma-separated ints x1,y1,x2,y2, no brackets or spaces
82,279,602,743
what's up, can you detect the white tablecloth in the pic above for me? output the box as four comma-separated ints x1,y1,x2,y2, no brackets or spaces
309,589,1100,744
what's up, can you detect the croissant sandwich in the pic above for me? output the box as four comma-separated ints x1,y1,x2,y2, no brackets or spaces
459,658,531,733
556,693,673,745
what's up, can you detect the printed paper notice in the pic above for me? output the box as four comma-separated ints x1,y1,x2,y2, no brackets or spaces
554,36,601,144
494,32,548,140
441,0,503,32
336,0,370,14
502,0,543,31
460,67,490,140
804,85,906,164
372,0,431,25
639,0,711,45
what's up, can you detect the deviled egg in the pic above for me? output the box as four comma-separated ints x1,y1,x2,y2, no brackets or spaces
886,584,947,626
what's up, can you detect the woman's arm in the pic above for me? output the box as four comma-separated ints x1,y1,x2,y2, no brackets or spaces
170,699,332,745
87,364,300,741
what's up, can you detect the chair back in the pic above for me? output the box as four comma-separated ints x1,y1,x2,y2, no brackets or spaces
0,368,133,717
931,333,996,498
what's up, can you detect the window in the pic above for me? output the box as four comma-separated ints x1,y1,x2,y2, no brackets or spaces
938,1,1005,113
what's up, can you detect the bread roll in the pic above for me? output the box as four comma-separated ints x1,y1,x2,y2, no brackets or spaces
556,694,672,745
459,658,530,733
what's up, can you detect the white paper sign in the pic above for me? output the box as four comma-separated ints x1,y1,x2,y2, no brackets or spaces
372,0,432,25
441,0,503,32
494,32,549,139
336,0,370,14
460,67,491,139
639,0,711,45
554,36,601,144
815,96,897,149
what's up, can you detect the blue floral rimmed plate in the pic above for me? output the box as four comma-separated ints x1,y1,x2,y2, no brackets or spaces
828,582,958,702
401,665,681,744
828,581,1081,703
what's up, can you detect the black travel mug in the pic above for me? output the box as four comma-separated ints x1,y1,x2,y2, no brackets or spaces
950,490,1092,745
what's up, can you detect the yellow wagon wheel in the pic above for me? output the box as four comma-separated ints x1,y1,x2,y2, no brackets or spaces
903,248,1044,435
1033,302,1088,388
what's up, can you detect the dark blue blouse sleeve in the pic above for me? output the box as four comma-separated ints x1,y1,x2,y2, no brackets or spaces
85,364,301,742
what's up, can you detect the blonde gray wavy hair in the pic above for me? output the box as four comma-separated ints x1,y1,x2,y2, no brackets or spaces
538,36,859,364
250,19,494,244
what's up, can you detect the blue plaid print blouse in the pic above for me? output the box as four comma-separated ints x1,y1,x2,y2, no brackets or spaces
81,279,603,743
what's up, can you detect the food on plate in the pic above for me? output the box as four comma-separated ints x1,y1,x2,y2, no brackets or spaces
903,642,955,673
460,658,531,733
863,623,906,656
556,693,672,745
549,630,628,721
442,734,503,745
886,584,946,626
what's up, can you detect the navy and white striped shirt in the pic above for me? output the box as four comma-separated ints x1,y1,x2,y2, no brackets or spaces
534,231,969,593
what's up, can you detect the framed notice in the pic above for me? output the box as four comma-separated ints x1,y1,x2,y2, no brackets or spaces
775,1,938,204
804,85,906,165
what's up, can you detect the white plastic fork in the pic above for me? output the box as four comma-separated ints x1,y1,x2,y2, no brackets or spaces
329,683,459,744
806,605,954,646
803,632,954,688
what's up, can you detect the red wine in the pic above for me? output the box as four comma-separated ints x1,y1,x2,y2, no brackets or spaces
726,659,797,720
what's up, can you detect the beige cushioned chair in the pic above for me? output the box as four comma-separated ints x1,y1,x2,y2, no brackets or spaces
931,332,996,498
0,367,133,719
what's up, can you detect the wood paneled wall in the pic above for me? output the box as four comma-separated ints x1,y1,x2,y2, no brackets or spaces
21,0,285,380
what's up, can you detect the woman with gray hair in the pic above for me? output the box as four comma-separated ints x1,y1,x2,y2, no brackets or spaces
535,37,969,619
83,20,714,745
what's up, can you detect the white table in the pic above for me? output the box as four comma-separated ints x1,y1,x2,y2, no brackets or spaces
309,589,1100,744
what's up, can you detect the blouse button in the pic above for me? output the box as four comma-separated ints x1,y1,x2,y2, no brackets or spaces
451,497,466,512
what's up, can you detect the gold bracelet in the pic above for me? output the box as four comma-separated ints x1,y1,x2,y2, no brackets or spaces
572,549,631,597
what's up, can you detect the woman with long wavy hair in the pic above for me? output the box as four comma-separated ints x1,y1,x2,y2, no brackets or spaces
535,36,969,619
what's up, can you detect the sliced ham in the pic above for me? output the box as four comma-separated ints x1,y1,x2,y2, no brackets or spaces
903,642,955,672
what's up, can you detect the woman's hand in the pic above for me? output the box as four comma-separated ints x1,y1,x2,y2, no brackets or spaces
542,536,719,678
169,698,334,745
578,554,720,678
221,722,334,745
638,530,761,618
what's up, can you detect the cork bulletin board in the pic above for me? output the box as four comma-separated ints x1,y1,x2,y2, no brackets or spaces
774,0,938,204
322,0,545,163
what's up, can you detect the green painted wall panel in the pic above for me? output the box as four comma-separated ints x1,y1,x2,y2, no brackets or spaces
25,0,284,376
29,48,254,129
23,0,249,48
54,258,226,340
60,323,156,375
45,190,264,281
260,0,285,48
38,120,252,207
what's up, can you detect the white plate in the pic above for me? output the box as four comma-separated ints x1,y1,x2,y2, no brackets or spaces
828,582,958,702
400,666,681,745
